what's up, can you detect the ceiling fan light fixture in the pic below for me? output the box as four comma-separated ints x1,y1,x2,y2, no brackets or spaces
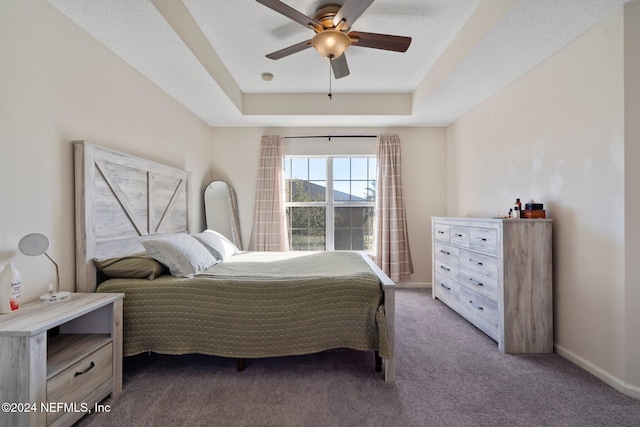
311,30,351,59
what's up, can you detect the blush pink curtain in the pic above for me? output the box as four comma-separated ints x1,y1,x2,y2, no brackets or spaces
249,135,288,251
374,134,413,282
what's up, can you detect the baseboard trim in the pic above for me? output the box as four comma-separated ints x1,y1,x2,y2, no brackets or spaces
395,282,431,289
555,344,640,400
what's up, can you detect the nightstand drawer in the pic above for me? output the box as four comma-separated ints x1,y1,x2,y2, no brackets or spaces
47,342,113,425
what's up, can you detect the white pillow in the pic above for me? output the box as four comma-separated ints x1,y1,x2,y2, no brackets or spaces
141,234,216,278
191,230,238,262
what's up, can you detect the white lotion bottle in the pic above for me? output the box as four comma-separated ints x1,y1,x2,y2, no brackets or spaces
0,262,21,313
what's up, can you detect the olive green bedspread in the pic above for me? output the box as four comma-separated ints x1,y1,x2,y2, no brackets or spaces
97,251,390,359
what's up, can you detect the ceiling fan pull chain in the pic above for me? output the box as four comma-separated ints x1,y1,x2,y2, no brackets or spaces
328,60,333,100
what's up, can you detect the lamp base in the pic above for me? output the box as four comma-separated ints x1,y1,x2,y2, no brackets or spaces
40,291,71,303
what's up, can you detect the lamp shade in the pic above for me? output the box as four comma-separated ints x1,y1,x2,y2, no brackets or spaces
311,30,351,59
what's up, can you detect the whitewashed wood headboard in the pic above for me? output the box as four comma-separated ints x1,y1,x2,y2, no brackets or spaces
74,141,192,293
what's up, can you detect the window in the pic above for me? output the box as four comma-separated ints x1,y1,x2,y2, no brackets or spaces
284,156,376,251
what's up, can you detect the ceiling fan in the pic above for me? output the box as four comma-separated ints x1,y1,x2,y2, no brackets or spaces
256,0,412,79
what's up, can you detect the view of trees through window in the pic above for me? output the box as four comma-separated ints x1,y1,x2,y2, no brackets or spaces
284,156,376,251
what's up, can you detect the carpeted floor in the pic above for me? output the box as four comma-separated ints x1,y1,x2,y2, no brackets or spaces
75,289,640,427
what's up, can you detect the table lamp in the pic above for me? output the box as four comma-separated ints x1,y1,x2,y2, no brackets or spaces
18,233,71,303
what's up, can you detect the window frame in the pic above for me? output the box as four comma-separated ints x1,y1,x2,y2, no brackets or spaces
284,155,376,252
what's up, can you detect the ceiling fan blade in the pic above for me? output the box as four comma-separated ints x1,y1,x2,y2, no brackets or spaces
256,0,322,32
331,54,350,79
266,39,312,60
348,31,412,52
333,0,375,29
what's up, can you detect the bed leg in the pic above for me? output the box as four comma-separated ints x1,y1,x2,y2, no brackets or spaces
375,351,382,372
237,358,245,372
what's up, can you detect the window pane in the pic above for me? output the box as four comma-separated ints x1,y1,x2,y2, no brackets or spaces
309,181,326,201
284,158,291,179
351,158,367,180
309,158,326,180
334,207,350,228
308,228,326,251
288,207,326,251
350,181,369,202
333,158,350,180
351,229,365,250
368,158,377,181
333,207,374,251
291,180,310,202
334,229,351,250
291,158,308,180
366,180,376,202
308,207,326,229
290,207,306,229
333,181,350,201
291,230,308,251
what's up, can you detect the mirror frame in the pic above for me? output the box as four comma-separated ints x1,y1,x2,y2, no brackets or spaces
203,180,242,249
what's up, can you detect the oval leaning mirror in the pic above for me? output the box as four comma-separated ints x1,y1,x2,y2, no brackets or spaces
204,181,242,249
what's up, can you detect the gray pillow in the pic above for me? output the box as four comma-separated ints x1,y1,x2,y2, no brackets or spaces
192,230,239,262
141,234,217,278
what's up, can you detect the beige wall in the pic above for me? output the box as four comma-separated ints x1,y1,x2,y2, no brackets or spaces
624,0,640,392
447,7,639,397
0,1,212,301
210,127,447,285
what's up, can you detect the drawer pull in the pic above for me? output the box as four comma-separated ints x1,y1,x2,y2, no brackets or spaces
468,278,483,286
440,249,451,255
74,361,95,377
440,265,451,272
454,233,463,237
468,300,483,311
440,283,451,291
437,230,445,234
476,237,488,242
468,259,483,266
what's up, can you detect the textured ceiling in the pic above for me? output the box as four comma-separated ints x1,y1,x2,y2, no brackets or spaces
46,0,628,127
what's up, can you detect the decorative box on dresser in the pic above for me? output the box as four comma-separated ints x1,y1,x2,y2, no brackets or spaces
432,217,553,353
0,293,124,427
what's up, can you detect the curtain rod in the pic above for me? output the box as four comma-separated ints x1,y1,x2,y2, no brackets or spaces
284,135,377,141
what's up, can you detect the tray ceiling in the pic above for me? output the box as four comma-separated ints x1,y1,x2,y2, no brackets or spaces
46,0,628,127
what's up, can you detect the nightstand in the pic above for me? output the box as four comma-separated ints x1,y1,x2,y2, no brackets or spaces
0,293,124,427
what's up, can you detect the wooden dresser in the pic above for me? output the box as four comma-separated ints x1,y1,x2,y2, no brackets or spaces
431,217,553,353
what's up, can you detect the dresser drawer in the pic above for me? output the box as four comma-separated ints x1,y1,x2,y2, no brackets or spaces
434,257,459,282
434,242,459,264
434,223,450,242
459,249,499,301
449,226,470,247
469,227,498,254
434,272,460,307
47,343,113,425
458,286,499,341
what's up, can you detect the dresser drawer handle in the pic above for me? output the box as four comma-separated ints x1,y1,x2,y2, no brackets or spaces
454,233,463,237
468,300,483,311
468,259,483,266
476,237,487,241
468,278,483,286
440,249,451,255
440,265,451,272
440,283,451,291
74,361,95,377
437,230,445,234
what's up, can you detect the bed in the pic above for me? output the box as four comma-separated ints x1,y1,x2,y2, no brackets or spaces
73,141,396,381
